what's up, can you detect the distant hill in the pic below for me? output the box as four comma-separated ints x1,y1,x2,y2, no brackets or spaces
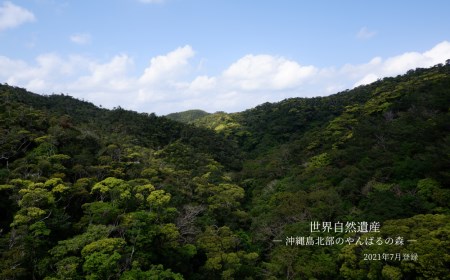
165,109,210,123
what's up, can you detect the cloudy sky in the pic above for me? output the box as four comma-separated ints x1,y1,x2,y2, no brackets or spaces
1,0,450,115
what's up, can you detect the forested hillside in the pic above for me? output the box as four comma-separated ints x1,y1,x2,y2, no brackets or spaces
166,110,211,124
0,63,449,279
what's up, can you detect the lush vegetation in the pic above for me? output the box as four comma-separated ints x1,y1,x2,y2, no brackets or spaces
0,63,449,279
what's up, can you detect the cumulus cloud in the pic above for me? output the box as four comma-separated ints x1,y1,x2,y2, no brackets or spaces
353,41,450,86
1,41,450,115
0,1,35,31
222,55,317,91
139,45,194,85
0,53,93,92
357,27,376,39
188,76,217,92
72,55,133,89
70,33,91,45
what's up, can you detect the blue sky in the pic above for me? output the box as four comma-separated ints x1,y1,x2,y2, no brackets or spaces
1,0,450,115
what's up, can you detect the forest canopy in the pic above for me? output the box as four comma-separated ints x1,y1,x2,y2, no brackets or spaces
0,63,449,279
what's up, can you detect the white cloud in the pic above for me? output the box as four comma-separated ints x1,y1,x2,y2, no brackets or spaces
0,1,35,31
222,54,317,91
0,53,92,91
139,45,194,85
189,76,217,92
70,33,91,45
1,41,450,115
72,55,134,89
357,27,376,40
353,41,450,86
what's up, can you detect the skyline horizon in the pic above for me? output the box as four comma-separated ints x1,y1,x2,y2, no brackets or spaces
1,1,450,114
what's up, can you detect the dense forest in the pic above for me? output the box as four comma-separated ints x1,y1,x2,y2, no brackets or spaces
0,63,449,279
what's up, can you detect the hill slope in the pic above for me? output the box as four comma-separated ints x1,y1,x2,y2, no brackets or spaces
166,109,211,123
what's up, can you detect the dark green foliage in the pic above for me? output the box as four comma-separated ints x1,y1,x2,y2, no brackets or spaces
0,63,449,279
